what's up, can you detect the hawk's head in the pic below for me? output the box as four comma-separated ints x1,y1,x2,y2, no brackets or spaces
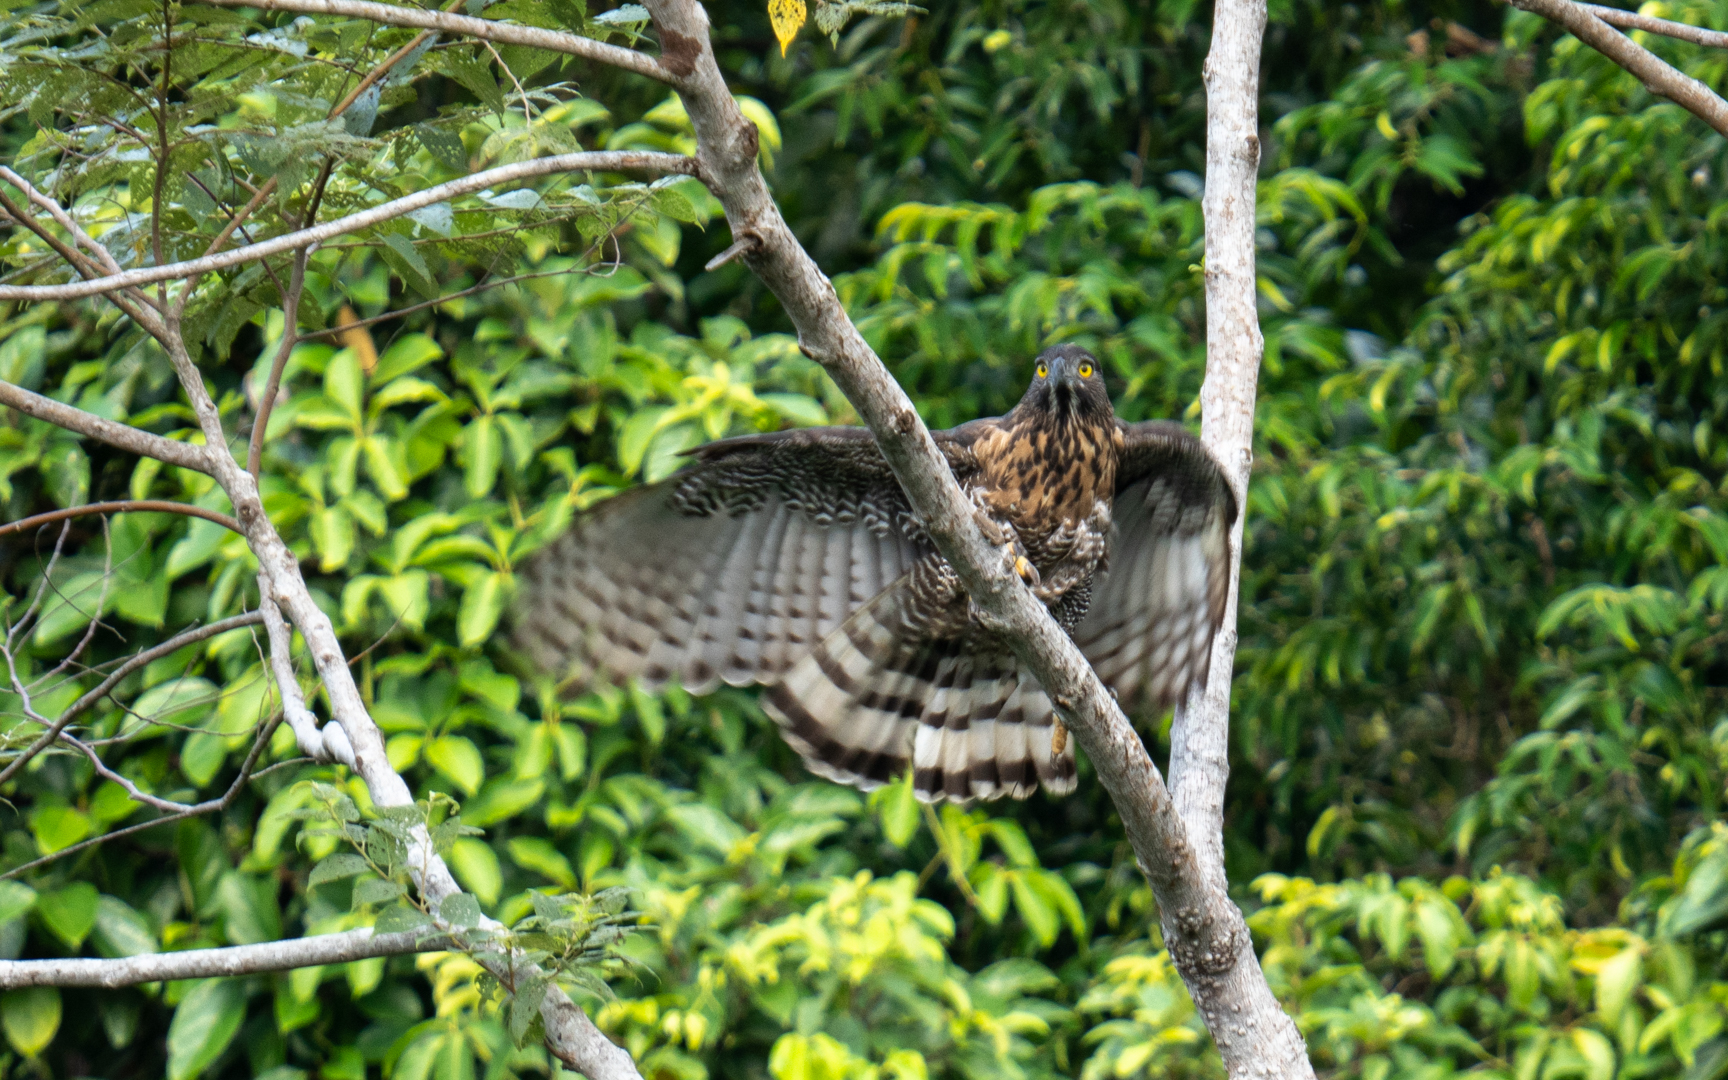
1019,344,1112,424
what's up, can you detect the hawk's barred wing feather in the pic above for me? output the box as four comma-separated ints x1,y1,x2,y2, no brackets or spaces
1074,420,1239,709
765,579,1076,803
515,427,956,694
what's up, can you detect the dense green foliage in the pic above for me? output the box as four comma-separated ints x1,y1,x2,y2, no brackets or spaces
2,0,1728,1077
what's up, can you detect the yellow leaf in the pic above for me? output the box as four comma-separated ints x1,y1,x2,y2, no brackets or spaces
768,0,805,56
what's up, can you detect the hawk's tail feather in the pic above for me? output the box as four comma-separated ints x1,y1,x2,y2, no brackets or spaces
762,580,1076,804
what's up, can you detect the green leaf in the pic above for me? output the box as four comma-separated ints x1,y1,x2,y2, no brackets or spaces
1594,947,1641,1027
616,407,668,475
311,505,356,571
352,877,405,907
448,838,503,905
37,882,99,947
458,571,512,646
628,682,665,745
380,232,439,298
507,836,577,888
375,905,434,934
93,895,158,958
166,979,247,1080
426,735,485,796
309,853,372,887
2,987,61,1058
376,570,431,630
1670,848,1728,936
325,348,364,425
29,804,92,856
463,414,502,498
362,435,411,501
876,770,919,847
0,883,37,926
439,892,483,928
1009,870,1060,947
971,863,1009,924
181,732,228,788
458,777,545,827
217,872,282,945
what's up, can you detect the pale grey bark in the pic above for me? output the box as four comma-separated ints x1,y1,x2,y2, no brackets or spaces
0,929,453,989
1580,2,1728,49
195,0,674,83
1163,0,1318,1074
1512,0,1728,136
0,153,696,303
0,380,215,474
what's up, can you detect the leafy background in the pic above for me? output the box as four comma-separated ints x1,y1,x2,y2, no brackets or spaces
1,0,1728,1078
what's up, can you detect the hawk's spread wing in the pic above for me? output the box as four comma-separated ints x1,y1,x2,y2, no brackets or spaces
515,427,967,695
1073,420,1239,709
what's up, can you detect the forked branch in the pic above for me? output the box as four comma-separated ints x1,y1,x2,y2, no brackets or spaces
1510,0,1728,136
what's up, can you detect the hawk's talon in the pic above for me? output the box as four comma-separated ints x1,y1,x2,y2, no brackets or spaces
1013,554,1041,587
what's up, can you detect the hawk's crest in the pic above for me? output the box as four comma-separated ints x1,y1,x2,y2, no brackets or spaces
516,345,1237,803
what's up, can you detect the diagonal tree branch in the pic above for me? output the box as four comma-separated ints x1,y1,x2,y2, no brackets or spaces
1580,2,1728,50
0,380,215,475
0,152,699,302
0,927,454,989
191,0,677,83
0,500,242,538
1511,0,1728,135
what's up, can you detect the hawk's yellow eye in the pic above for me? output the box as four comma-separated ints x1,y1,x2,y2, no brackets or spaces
1036,363,1048,378
1078,362,1093,378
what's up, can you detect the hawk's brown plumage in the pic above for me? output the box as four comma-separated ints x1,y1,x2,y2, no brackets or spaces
516,345,1237,803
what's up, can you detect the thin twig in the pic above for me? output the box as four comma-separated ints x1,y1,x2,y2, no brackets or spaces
247,252,308,477
1581,2,1728,49
0,709,283,880
60,733,192,812
0,500,243,538
0,187,161,332
6,524,72,651
33,518,116,691
0,167,128,277
0,611,265,788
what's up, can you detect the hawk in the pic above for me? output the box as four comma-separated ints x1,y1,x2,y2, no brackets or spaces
515,345,1237,803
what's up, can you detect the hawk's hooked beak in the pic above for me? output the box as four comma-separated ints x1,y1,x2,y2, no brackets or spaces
1051,367,1081,413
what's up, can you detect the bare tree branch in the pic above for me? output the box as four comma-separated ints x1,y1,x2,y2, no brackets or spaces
0,611,265,788
0,500,242,538
247,251,308,478
1581,2,1728,50
191,0,677,84
0,380,215,475
0,152,699,302
1511,0,1728,136
0,703,284,879
0,168,129,279
0,927,454,989
258,594,353,765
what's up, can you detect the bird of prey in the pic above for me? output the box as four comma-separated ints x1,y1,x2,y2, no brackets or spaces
515,345,1237,803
